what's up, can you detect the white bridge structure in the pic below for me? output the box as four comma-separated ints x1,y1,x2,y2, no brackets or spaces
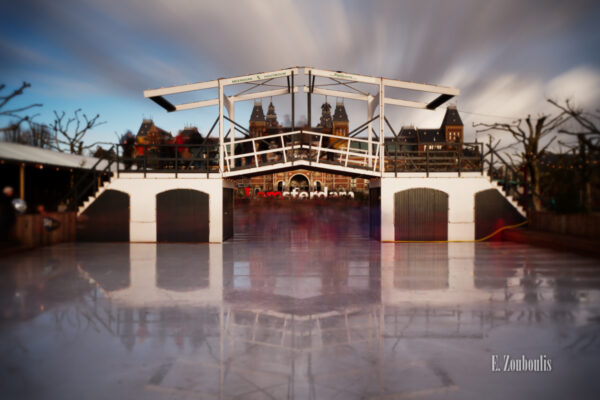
75,67,525,243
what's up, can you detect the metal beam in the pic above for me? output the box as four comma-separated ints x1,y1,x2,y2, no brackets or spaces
144,80,218,98
205,116,219,139
426,94,454,110
220,67,299,86
231,87,297,103
348,115,379,136
304,67,381,85
223,115,251,135
384,116,397,137
382,78,459,96
144,68,298,99
383,97,428,109
303,86,371,102
149,96,176,112
174,98,219,111
170,88,298,112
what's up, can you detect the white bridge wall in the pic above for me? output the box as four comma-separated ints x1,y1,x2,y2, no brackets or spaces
96,172,509,243
105,174,230,243
378,173,506,241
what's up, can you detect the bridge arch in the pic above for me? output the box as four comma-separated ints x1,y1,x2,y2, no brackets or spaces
289,173,310,191
156,189,209,242
394,188,449,241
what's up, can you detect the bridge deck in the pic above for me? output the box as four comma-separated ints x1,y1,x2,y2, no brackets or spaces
116,130,483,178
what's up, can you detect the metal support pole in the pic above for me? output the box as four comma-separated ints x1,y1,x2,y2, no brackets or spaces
345,138,351,167
281,135,287,163
368,97,372,168
480,143,484,175
291,71,295,130
379,79,385,175
307,71,311,128
490,149,494,177
252,139,259,167
317,135,322,162
218,80,224,175
229,101,235,171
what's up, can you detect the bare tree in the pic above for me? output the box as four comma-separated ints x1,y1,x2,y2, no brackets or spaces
0,82,43,139
474,112,570,211
26,121,54,149
549,99,600,151
549,99,600,212
49,109,106,154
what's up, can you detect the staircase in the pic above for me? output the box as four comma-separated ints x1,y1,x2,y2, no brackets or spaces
60,145,117,215
484,171,527,217
77,178,113,216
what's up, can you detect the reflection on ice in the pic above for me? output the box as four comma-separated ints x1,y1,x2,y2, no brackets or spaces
1,234,600,398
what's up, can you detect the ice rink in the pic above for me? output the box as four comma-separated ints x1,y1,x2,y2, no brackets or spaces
1,202,599,399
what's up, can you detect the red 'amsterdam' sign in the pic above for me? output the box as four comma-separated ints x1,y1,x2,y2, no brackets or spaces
245,187,354,199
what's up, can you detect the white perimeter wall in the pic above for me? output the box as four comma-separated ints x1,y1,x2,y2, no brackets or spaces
104,174,230,243
380,173,504,241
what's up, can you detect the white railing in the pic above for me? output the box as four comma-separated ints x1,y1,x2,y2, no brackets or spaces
223,130,381,174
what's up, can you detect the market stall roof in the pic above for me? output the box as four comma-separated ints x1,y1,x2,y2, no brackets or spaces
0,142,116,170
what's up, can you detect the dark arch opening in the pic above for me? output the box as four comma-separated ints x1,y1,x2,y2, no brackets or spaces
289,174,309,191
394,188,448,241
156,189,209,242
475,188,525,241
77,189,130,242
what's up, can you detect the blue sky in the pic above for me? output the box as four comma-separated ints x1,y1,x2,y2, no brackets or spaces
1,0,600,151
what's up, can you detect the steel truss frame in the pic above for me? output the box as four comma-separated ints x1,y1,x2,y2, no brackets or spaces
144,66,459,176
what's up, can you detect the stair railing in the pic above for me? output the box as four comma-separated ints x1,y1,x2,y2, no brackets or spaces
61,145,116,212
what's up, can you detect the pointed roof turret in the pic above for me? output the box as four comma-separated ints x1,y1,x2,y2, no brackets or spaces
441,105,463,127
333,100,349,123
266,101,278,129
318,101,333,129
250,100,265,122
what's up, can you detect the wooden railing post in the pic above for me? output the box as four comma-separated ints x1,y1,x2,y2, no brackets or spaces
116,144,120,178
291,134,295,165
457,143,462,177
426,147,429,177
309,134,312,165
394,138,398,177
175,145,178,178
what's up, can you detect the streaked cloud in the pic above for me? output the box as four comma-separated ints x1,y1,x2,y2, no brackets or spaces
0,0,599,148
